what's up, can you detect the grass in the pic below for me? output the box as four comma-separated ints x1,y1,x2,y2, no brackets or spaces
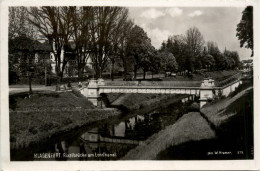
122,83,253,160
106,93,184,111
10,90,95,111
9,91,121,150
201,86,253,127
104,70,239,87
10,108,121,150
122,112,215,160
162,70,238,81
10,91,185,151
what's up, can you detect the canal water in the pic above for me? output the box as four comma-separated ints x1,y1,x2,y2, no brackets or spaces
30,96,195,161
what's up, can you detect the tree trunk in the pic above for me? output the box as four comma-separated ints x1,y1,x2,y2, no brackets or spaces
56,76,61,91
111,60,115,81
99,67,102,79
122,57,128,80
134,65,137,80
143,70,146,80
78,63,81,82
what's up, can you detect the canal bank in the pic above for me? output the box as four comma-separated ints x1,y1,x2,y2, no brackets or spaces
123,87,253,160
10,90,192,160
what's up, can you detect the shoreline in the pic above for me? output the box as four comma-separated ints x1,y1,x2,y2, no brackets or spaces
122,87,253,160
10,92,189,160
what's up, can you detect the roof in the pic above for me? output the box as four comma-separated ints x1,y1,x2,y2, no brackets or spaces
9,35,52,52
33,41,52,52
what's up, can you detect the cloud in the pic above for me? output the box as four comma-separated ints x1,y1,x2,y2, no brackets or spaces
140,8,183,19
166,8,183,18
188,10,203,17
140,8,165,19
141,24,171,49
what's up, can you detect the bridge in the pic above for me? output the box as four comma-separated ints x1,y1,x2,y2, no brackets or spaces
80,75,242,108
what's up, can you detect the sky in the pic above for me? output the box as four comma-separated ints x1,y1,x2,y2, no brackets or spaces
128,7,252,60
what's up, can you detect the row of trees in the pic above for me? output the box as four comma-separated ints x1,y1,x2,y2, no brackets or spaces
9,6,244,86
159,27,240,75
9,6,169,82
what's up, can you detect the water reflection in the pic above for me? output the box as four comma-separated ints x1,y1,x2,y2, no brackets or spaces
36,99,191,161
49,112,180,160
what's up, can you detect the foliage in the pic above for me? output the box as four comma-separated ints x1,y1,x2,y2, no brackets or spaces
9,7,243,84
236,6,253,56
127,25,156,79
8,7,36,39
28,7,75,83
157,51,178,73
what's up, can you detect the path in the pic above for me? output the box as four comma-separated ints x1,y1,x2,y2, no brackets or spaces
9,85,56,95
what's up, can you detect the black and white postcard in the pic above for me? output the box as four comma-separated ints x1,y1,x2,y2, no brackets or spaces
1,0,259,170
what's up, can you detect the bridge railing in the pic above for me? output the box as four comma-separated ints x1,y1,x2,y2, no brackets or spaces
104,80,202,87
215,72,241,87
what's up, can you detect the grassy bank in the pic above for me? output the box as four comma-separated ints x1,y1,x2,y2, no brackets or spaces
105,93,187,111
201,86,253,127
122,112,215,160
162,70,239,81
10,90,188,152
122,85,253,160
9,90,95,111
9,91,121,151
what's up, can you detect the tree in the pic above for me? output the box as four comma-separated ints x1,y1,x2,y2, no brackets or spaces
9,7,37,85
127,25,155,79
158,51,178,74
236,6,253,57
139,46,156,80
9,7,36,40
108,8,132,81
9,35,36,93
159,35,187,75
224,50,239,69
149,52,161,79
70,7,93,80
118,20,134,80
202,54,215,71
225,50,240,68
206,41,223,70
88,7,128,79
184,27,205,72
28,7,75,89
